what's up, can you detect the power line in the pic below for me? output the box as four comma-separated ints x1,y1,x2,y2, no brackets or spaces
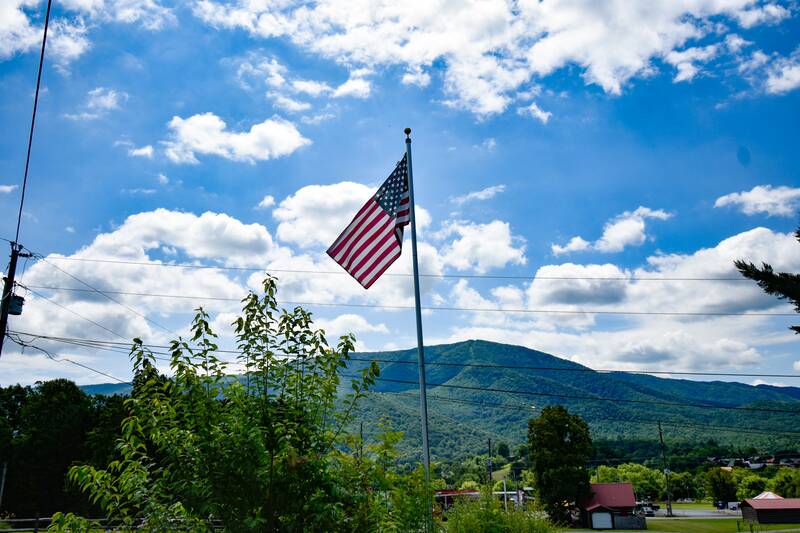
344,374,800,414
21,284,796,318
15,329,794,438
15,0,52,242
18,286,128,340
12,331,800,414
34,256,176,335
6,333,129,384
349,356,800,380
379,391,800,437
10,330,800,380
41,256,752,283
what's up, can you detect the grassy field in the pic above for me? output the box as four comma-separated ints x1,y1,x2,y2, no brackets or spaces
573,518,800,532
670,501,719,511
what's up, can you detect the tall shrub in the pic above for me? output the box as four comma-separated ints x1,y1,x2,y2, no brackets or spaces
54,275,381,532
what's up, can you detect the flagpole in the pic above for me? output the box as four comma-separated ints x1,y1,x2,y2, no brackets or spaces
404,127,432,527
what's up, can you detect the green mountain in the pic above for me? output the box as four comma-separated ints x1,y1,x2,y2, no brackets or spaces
347,340,800,464
81,339,800,464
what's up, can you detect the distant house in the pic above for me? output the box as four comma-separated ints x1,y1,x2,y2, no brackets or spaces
580,483,645,530
741,498,800,524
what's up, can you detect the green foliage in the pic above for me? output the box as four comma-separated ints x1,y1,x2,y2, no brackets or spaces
668,471,700,500
56,275,383,532
705,468,737,502
0,379,100,516
737,474,767,500
48,513,99,532
768,469,800,498
349,340,800,464
442,490,555,533
735,227,800,334
596,463,665,501
528,405,592,524
497,442,510,459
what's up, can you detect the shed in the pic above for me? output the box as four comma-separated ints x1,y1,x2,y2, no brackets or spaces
741,498,800,524
581,483,645,530
753,491,783,500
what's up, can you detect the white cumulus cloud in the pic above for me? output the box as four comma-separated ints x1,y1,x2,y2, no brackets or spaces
128,145,154,158
553,206,672,255
193,0,798,116
439,220,526,273
64,87,128,120
163,112,310,164
451,184,506,205
517,102,551,124
715,184,800,217
256,195,275,209
765,47,800,95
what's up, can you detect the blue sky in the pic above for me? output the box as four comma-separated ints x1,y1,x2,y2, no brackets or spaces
1,0,799,386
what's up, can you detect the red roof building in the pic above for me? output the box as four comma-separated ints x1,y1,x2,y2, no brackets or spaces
742,498,800,524
580,483,644,530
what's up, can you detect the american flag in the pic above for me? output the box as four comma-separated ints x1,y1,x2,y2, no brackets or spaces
327,154,410,289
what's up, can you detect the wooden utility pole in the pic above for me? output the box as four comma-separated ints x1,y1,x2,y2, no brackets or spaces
487,438,493,484
658,421,674,517
0,244,21,358
1,0,52,358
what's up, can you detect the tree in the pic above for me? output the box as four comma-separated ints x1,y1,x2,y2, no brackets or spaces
737,475,767,500
528,405,593,524
668,471,698,500
3,380,94,517
57,275,382,532
596,464,665,501
497,442,510,459
735,227,800,333
706,468,737,503
769,469,800,498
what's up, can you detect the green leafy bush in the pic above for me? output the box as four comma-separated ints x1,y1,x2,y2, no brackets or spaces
52,275,383,532
442,490,555,533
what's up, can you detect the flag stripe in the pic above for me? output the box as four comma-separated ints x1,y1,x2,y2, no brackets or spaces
333,206,387,265
327,154,410,289
350,226,398,277
330,201,382,259
340,211,393,268
360,245,402,288
327,199,377,254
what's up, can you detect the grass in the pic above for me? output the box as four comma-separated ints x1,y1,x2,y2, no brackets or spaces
572,518,800,532
670,501,719,510
491,464,512,481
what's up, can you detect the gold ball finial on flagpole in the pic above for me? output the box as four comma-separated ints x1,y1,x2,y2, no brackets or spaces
404,127,411,139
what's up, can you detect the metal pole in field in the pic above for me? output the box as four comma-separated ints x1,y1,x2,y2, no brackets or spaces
404,128,432,529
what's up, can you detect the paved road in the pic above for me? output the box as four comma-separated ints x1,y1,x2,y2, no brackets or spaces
654,507,739,518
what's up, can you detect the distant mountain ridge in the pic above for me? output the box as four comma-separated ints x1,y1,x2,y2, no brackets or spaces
80,339,800,461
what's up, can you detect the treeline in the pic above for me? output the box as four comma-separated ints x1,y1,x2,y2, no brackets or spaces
595,462,800,502
5,378,799,519
0,379,126,517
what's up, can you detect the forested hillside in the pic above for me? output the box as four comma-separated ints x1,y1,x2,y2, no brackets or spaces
81,339,800,463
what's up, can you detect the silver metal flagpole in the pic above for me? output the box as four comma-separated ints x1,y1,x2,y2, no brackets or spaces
404,127,432,527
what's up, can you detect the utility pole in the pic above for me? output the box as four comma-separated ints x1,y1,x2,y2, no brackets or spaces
1,0,52,358
487,438,493,485
658,421,674,517
0,461,7,509
0,244,21,358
